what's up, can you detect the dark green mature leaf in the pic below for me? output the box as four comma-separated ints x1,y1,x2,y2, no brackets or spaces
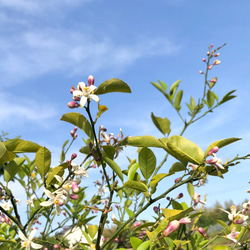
104,156,123,182
102,145,116,160
95,78,131,95
151,112,171,135
4,139,41,153
35,147,51,179
161,135,204,165
4,157,25,182
150,173,169,194
139,147,156,180
204,137,241,158
174,90,183,111
61,112,93,140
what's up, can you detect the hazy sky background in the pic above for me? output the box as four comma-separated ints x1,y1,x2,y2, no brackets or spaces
0,0,249,226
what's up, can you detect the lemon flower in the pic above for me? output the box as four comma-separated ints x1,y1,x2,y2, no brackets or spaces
73,76,99,108
18,229,42,250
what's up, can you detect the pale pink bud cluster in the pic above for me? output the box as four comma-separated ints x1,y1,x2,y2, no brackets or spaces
70,126,78,139
198,227,208,238
67,101,80,109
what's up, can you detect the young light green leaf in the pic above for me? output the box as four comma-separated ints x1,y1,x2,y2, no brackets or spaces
204,137,241,158
125,206,134,217
150,81,165,94
163,135,204,165
95,78,131,95
46,165,65,185
61,112,93,140
137,240,151,250
151,112,171,135
150,173,169,194
0,142,12,165
207,90,215,108
158,80,168,91
139,147,156,180
35,147,51,179
169,80,181,97
128,162,139,181
88,225,98,239
174,90,183,111
104,156,123,182
187,183,194,198
130,237,143,250
4,139,41,153
102,145,116,160
218,90,237,105
123,180,148,193
169,162,186,174
95,104,108,123
4,157,25,183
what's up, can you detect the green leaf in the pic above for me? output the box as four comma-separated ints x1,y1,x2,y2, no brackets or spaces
204,137,241,158
150,81,165,94
102,145,116,160
169,162,186,174
169,80,181,97
162,207,194,221
137,240,151,250
35,147,51,179
217,219,229,229
128,162,139,181
95,104,108,122
158,80,167,91
213,245,230,250
172,200,183,210
46,165,65,185
164,237,175,247
4,157,25,183
187,183,194,198
121,135,166,148
104,156,123,182
0,142,12,165
161,135,204,165
95,78,131,95
125,206,134,217
139,147,156,180
4,139,41,153
130,237,143,250
123,180,148,193
150,173,169,194
88,225,98,239
207,90,215,108
219,90,236,105
61,112,93,140
174,90,183,111
151,112,171,135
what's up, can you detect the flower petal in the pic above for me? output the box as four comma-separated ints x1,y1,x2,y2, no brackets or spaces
18,230,28,241
40,200,53,207
43,189,54,199
31,242,43,249
80,96,88,108
89,94,100,103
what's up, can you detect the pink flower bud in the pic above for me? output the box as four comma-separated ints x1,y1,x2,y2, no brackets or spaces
71,153,77,160
70,88,75,94
92,164,96,168
72,181,79,193
74,126,78,132
134,222,141,227
214,53,219,57
206,51,210,56
115,204,119,208
207,146,219,156
72,96,81,101
213,59,221,65
163,220,180,237
70,194,79,200
202,58,206,62
68,101,80,109
206,158,217,164
208,65,213,70
179,217,191,224
70,130,75,137
210,44,214,48
175,177,181,183
73,133,78,139
198,227,208,237
62,210,66,216
176,193,183,199
199,70,204,74
114,238,119,242
210,78,217,83
153,206,159,213
88,75,94,86
54,244,60,249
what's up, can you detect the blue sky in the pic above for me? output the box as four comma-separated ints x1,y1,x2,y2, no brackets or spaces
0,0,249,224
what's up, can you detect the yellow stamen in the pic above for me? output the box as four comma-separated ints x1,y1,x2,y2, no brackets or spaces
224,158,229,165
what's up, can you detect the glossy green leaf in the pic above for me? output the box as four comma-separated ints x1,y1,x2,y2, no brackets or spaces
4,157,25,183
35,147,51,178
102,145,116,160
158,80,167,91
137,240,151,250
0,142,12,165
130,237,143,250
187,183,194,198
151,112,171,135
150,173,169,194
207,90,215,108
128,162,139,181
169,162,186,174
46,166,65,185
204,137,241,158
95,78,131,95
162,207,194,221
174,90,183,111
104,156,123,182
150,81,165,94
61,112,93,140
4,139,41,153
125,206,134,217
123,180,148,193
162,135,204,165
139,147,156,180
172,200,183,210
164,237,175,247
213,245,230,250
88,225,98,239
95,104,108,122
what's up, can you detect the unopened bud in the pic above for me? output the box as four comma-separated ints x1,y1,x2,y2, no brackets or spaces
163,220,180,237
62,210,66,216
153,206,159,213
199,70,204,74
206,51,210,56
213,59,221,65
210,44,214,48
207,146,219,156
176,193,183,199
54,244,60,249
88,75,94,86
198,227,208,237
175,177,181,183
67,101,80,109
208,65,213,70
210,78,217,83
214,53,219,57
70,194,79,200
72,181,79,193
202,58,206,62
71,153,77,160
